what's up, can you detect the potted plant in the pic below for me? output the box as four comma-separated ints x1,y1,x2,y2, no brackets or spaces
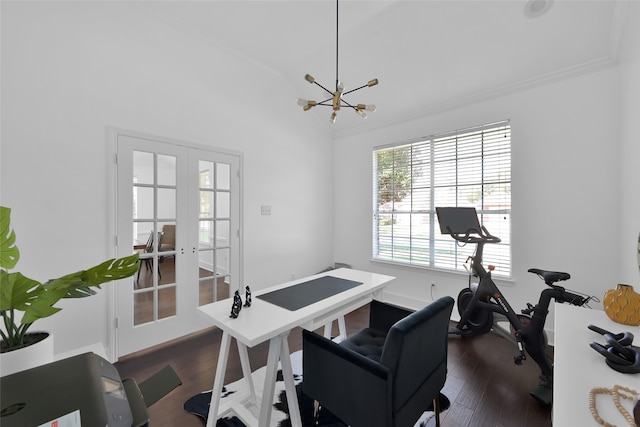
0,206,139,373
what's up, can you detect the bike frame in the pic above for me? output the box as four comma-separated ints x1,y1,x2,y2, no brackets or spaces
437,206,591,405
458,236,555,378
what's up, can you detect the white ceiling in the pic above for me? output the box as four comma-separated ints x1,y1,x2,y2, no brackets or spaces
132,0,625,136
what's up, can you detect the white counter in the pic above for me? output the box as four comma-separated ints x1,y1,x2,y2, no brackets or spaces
553,303,639,426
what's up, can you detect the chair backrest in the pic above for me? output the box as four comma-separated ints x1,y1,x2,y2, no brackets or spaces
144,232,155,253
161,224,175,248
145,232,163,253
380,296,454,420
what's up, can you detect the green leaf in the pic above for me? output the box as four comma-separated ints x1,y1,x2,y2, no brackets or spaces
0,271,42,312
0,206,20,270
21,287,64,324
43,253,140,299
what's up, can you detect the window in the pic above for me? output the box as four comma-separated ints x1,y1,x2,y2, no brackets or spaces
372,121,511,277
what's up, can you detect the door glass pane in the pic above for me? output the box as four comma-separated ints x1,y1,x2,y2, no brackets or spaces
198,276,230,306
216,248,230,276
199,248,214,277
199,277,214,306
198,246,215,306
158,222,176,253
158,155,176,186
199,191,214,219
218,276,230,300
157,188,176,219
134,291,154,325
199,161,214,189
158,257,174,286
134,187,154,219
199,220,214,248
216,192,230,218
217,163,231,190
158,287,176,319
133,151,154,185
135,256,155,290
158,222,176,286
134,222,153,249
216,220,230,247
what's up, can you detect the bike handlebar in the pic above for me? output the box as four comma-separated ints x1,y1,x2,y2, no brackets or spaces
556,288,590,307
447,225,502,245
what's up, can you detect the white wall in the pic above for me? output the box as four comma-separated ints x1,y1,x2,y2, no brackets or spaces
334,63,627,337
619,1,640,284
0,2,334,355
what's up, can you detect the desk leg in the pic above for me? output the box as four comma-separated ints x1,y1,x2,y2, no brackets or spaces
323,317,348,340
279,336,302,427
236,340,256,402
206,331,232,427
323,322,333,338
257,332,302,427
258,333,282,426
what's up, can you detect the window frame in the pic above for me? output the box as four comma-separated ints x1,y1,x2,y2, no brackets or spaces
372,120,512,278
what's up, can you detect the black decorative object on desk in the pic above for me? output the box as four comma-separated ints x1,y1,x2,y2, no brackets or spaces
588,324,640,374
244,286,252,307
230,290,242,319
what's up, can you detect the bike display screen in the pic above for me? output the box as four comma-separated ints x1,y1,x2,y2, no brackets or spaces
436,207,481,235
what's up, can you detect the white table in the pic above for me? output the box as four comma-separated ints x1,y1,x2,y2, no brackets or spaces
553,303,640,426
198,268,395,427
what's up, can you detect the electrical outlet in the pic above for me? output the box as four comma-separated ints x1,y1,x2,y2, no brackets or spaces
261,205,271,215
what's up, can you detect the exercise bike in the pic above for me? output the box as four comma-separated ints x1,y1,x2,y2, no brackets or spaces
436,207,595,406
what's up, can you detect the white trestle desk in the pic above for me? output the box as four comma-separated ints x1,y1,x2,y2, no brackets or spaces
198,268,395,427
553,303,640,426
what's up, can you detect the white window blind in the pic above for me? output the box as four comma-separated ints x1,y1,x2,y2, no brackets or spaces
372,121,511,276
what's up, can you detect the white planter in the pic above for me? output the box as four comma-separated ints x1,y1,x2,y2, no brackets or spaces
0,332,54,377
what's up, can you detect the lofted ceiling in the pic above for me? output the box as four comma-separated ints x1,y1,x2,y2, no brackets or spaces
131,0,625,136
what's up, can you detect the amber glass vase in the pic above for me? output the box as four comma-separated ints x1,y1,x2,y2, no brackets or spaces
603,284,640,326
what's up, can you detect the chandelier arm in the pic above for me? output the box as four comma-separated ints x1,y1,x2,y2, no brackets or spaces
313,81,335,97
317,97,335,105
340,98,359,110
342,84,369,96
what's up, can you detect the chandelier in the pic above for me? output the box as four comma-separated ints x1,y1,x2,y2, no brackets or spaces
297,0,378,124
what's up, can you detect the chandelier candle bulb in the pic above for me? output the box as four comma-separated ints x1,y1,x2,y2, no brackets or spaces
304,74,315,84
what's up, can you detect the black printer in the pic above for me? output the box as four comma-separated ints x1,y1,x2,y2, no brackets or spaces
0,352,150,427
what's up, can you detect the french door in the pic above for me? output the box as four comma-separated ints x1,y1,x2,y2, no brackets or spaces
113,130,241,357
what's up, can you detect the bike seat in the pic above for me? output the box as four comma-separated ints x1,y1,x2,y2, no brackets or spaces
528,268,570,285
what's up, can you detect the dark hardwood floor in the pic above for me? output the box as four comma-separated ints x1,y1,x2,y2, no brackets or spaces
115,305,552,427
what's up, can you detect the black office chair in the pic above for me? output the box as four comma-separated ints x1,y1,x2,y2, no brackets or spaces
302,296,454,427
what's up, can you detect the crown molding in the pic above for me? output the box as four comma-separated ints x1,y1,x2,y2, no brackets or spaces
335,54,618,140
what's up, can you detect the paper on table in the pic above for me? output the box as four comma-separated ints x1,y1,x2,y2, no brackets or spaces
37,410,81,427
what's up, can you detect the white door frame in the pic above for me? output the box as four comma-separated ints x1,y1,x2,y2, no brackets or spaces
106,127,244,361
